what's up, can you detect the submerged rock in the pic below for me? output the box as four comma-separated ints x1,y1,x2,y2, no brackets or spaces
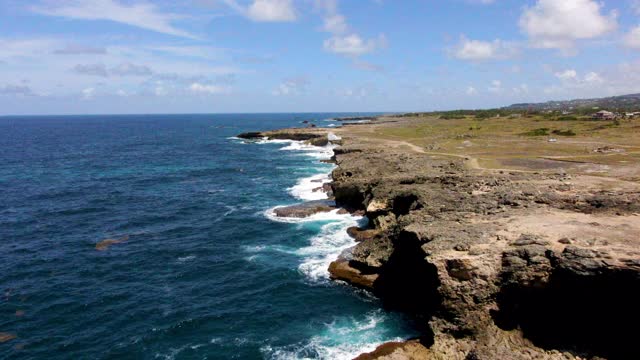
0,332,17,343
95,235,128,251
236,132,264,139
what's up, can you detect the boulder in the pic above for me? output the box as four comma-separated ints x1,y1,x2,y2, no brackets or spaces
328,259,378,290
346,226,380,242
237,132,263,139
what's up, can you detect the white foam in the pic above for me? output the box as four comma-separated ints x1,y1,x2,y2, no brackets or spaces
262,310,398,360
288,172,332,201
296,215,362,282
176,255,196,263
257,138,295,144
280,141,337,160
264,207,354,224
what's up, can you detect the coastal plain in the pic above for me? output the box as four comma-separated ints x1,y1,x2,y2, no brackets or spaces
246,113,640,360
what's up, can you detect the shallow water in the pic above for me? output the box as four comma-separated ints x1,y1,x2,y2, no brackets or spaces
0,113,416,359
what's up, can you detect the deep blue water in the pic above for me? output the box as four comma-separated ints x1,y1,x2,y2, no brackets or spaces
0,114,415,359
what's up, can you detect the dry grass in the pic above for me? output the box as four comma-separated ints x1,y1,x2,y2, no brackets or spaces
340,115,640,180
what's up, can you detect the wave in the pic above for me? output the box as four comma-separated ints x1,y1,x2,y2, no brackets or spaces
288,173,332,201
296,215,363,282
176,255,196,263
262,310,399,360
280,141,337,160
264,207,353,224
257,138,295,144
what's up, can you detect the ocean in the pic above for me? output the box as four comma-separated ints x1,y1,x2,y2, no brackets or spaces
0,114,417,359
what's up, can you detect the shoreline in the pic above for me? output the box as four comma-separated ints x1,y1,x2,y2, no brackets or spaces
241,117,640,360
252,133,403,358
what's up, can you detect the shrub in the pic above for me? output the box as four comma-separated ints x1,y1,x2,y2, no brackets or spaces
521,128,550,136
440,114,465,120
556,116,578,121
552,129,576,136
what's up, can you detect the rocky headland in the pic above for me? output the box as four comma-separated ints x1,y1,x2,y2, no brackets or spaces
241,116,640,360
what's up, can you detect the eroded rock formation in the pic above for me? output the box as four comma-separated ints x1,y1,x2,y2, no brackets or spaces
327,137,640,360
239,125,640,360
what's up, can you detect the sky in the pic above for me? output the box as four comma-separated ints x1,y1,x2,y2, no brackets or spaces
2,0,640,115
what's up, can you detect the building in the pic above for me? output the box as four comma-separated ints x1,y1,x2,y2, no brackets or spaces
593,110,616,120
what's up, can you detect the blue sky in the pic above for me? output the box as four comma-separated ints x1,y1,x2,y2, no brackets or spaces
2,0,640,114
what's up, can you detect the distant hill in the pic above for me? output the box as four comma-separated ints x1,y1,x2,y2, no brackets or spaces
505,93,640,111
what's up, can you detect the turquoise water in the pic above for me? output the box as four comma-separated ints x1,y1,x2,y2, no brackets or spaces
0,114,416,359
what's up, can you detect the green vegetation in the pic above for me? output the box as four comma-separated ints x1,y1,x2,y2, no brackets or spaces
440,114,466,120
521,128,550,136
556,116,578,121
552,129,577,136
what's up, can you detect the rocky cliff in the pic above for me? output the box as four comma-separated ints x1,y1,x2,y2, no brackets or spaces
329,135,640,360
241,124,640,360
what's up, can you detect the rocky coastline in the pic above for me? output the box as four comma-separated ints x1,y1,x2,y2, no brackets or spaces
240,120,640,360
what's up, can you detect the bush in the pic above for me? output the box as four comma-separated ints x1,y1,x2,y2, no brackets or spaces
521,128,550,136
440,114,466,120
556,116,578,121
552,129,576,136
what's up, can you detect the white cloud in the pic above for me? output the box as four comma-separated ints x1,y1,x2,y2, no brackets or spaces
154,86,168,96
111,62,153,76
336,84,377,99
555,69,577,81
512,84,529,95
82,87,95,99
316,0,386,57
631,0,640,15
488,80,502,93
0,84,35,96
73,63,109,77
0,38,60,60
189,82,226,94
466,86,477,95
352,60,384,72
32,0,196,39
272,77,308,96
624,25,640,49
53,44,107,55
519,0,617,52
554,69,603,85
72,62,153,77
452,36,517,61
584,71,604,84
223,0,297,22
323,13,348,33
324,34,386,56
248,0,296,21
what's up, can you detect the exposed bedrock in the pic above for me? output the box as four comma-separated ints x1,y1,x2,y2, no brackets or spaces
326,143,640,360
237,129,330,145
272,200,338,218
495,244,640,360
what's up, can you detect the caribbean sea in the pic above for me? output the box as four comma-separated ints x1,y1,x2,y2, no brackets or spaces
0,113,416,359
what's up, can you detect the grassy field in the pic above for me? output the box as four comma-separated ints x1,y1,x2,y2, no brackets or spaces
345,114,640,180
